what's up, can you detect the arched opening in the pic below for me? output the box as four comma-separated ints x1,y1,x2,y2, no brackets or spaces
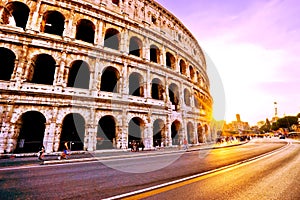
59,113,85,151
14,111,46,153
112,0,120,6
166,52,175,69
129,72,144,97
196,71,201,83
100,66,119,93
187,122,194,144
169,83,180,111
67,60,90,89
75,19,95,44
97,115,116,149
198,123,204,143
41,11,65,36
129,36,142,57
179,59,187,75
150,45,160,63
128,117,144,146
2,2,30,30
104,28,120,50
171,120,181,145
153,119,164,147
30,54,56,85
151,78,164,100
184,88,191,106
189,65,195,81
0,47,16,81
194,93,202,109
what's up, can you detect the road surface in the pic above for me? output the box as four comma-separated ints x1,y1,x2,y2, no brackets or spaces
0,138,297,199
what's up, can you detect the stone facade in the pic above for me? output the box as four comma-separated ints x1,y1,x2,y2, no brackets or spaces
0,0,213,153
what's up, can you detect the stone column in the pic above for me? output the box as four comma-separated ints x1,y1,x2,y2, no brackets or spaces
121,62,128,95
53,123,62,152
95,20,104,47
120,29,129,54
54,51,67,87
26,0,41,32
121,110,128,149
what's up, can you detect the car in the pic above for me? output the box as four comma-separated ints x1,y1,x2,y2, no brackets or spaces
279,135,286,139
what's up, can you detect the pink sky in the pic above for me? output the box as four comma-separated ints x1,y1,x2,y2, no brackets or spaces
156,0,300,125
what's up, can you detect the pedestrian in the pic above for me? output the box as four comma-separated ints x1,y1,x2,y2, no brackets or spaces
59,142,69,159
183,138,188,150
38,145,45,160
140,141,145,151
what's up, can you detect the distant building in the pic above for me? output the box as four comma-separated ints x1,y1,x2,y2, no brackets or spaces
223,114,250,134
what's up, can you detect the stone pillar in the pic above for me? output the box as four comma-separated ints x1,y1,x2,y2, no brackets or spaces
145,69,151,98
120,29,129,54
54,51,67,87
26,0,41,32
121,110,128,149
53,123,62,152
95,20,104,47
161,46,166,67
121,62,128,95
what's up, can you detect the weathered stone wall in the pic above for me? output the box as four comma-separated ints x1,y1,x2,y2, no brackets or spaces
0,0,213,153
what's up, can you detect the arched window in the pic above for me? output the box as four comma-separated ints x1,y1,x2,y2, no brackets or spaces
169,83,180,110
67,60,90,89
41,11,65,36
179,59,186,75
166,52,175,69
97,115,116,149
104,28,120,50
189,65,195,81
30,54,56,85
100,66,120,93
151,78,164,100
112,0,120,6
76,19,95,44
129,37,142,57
184,88,191,106
129,72,144,97
1,2,30,30
0,47,16,81
150,45,160,63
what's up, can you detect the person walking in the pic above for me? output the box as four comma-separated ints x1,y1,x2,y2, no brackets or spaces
183,138,188,150
38,145,45,160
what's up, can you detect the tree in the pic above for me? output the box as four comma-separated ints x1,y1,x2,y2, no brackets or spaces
275,116,298,130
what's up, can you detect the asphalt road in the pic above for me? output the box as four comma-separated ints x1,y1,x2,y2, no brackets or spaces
130,140,300,200
0,138,295,199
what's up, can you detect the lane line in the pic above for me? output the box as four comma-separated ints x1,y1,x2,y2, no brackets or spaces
104,142,291,200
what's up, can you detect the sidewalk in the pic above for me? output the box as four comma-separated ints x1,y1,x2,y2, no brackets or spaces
0,141,248,168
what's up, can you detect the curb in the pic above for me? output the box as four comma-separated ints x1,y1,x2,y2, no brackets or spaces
42,141,249,165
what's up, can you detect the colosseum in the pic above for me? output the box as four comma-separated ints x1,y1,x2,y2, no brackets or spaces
0,0,213,154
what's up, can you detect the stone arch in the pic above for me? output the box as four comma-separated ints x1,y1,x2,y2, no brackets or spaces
40,10,65,36
14,111,46,153
129,36,142,57
104,28,120,50
187,122,194,144
166,52,175,69
30,54,56,85
171,120,181,145
0,47,16,81
100,66,120,93
179,59,187,75
150,44,160,63
97,115,117,149
151,78,164,100
59,113,85,151
75,19,95,44
129,72,144,97
194,91,201,109
128,117,145,146
153,118,165,147
1,1,30,30
189,65,195,81
184,88,191,106
169,83,180,111
197,123,204,143
67,60,90,89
